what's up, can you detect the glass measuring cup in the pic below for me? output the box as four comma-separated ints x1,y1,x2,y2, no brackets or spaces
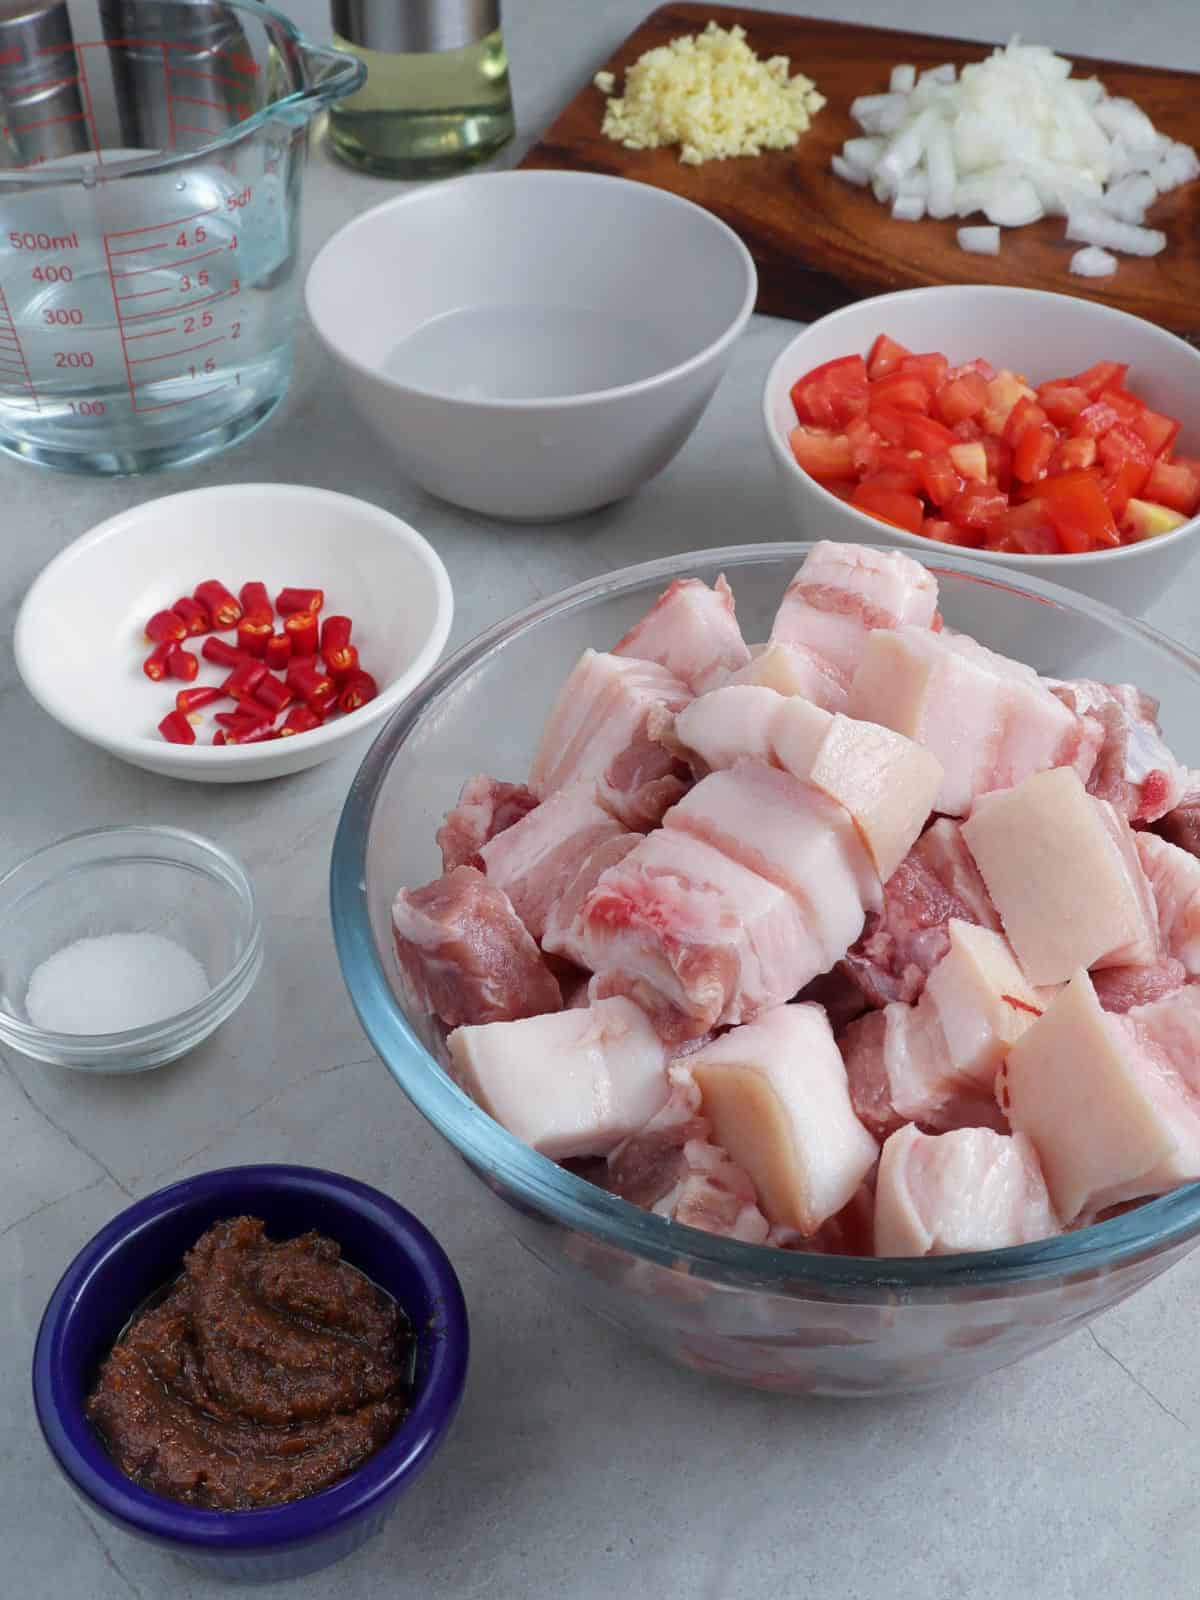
0,0,363,474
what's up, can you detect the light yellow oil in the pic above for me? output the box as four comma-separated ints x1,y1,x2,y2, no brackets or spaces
328,28,514,177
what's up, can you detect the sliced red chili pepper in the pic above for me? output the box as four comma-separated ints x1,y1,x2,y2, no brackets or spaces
238,581,272,621
144,609,187,645
202,636,245,668
279,704,322,738
275,586,324,616
193,580,242,629
143,641,174,681
264,632,292,670
320,614,352,653
166,644,199,682
338,670,379,713
215,707,272,732
237,615,274,658
287,657,336,712
284,609,318,657
223,660,268,703
214,714,277,745
325,641,360,681
158,710,196,745
175,685,224,714
253,674,293,715
172,596,211,636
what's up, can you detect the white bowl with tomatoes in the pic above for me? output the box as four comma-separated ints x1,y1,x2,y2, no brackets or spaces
762,286,1200,612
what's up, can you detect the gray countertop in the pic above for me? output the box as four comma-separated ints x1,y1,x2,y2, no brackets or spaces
5,2,1200,1596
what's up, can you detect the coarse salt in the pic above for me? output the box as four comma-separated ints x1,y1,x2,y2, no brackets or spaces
25,932,209,1035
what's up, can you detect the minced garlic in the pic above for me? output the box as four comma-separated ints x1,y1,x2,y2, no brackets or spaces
594,21,824,166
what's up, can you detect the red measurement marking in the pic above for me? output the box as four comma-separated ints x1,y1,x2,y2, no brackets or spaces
173,123,218,137
10,111,86,134
169,65,252,94
163,44,177,153
111,244,223,280
0,283,40,411
0,45,20,67
14,76,79,95
124,324,178,341
116,287,174,304
108,242,167,258
72,41,103,168
169,93,228,114
106,207,218,241
131,334,226,367
136,380,237,414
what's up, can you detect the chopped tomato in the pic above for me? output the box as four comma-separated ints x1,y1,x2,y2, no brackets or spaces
851,480,924,533
1002,396,1049,446
790,355,869,429
1039,470,1121,550
1068,360,1129,399
1096,422,1153,496
952,416,984,442
1144,457,1200,517
981,435,1012,491
899,352,949,392
844,415,882,474
946,357,996,383
1101,458,1149,520
1002,499,1059,555
1132,407,1181,459
934,369,989,426
1096,386,1143,426
866,404,910,447
788,424,855,481
866,334,912,381
1035,382,1089,426
947,482,1008,534
921,517,960,543
903,413,958,455
869,371,933,412
1013,423,1058,485
917,452,964,507
865,448,923,491
1071,400,1123,440
1049,435,1097,474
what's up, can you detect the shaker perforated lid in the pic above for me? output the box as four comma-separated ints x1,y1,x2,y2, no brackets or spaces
331,0,500,54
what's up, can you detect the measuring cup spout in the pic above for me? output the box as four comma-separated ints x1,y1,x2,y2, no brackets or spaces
298,40,367,111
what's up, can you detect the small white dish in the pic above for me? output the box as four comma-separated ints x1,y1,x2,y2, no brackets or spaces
305,170,757,521
14,484,453,783
762,285,1200,613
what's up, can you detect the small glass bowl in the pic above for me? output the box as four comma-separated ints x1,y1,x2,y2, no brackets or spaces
0,825,262,1072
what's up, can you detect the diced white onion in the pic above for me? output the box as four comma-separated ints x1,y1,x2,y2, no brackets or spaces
958,225,1001,255
1070,245,1118,277
829,34,1200,281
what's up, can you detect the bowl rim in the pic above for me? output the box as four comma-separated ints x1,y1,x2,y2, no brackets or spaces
305,168,759,412
32,1163,470,1552
762,284,1200,567
12,483,454,770
0,823,262,1059
332,539,1200,1291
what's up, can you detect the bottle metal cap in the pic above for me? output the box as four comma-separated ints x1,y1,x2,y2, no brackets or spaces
331,0,500,54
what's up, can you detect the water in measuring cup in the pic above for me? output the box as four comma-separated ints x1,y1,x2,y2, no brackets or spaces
0,157,297,472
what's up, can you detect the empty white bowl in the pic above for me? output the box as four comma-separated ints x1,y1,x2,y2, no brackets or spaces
14,484,453,783
305,170,757,520
763,286,1200,613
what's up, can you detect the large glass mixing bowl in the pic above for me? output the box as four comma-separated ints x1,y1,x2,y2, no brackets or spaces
332,544,1200,1396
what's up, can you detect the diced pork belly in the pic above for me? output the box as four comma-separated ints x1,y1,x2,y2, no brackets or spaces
689,1004,879,1234
436,775,539,872
446,996,668,1160
874,1125,1058,1257
795,967,870,1031
728,641,848,712
841,920,1040,1138
477,782,634,941
841,819,1000,1008
848,626,1089,817
391,866,562,1028
1136,832,1200,976
541,833,641,967
1049,679,1187,825
653,1138,770,1243
574,827,817,1040
1000,972,1200,1224
1091,959,1188,1014
529,649,693,828
1153,779,1200,861
769,542,938,687
613,575,750,694
673,687,942,884
606,1064,709,1207
962,767,1158,985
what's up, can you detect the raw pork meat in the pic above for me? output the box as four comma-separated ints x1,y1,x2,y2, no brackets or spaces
672,686,942,882
689,1004,879,1234
613,575,750,694
874,1126,1058,1257
541,833,641,967
391,866,561,1027
1049,679,1187,824
478,782,634,941
529,650,692,828
727,641,848,712
1135,832,1200,975
1153,778,1200,860
1000,973,1200,1224
848,625,1091,817
840,920,1041,1138
653,1139,770,1243
1091,960,1188,1014
769,542,937,687
841,819,1000,1008
436,775,539,872
606,1064,709,1206
446,996,669,1159
962,767,1158,985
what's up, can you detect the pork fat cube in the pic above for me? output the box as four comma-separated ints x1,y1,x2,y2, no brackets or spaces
613,575,750,694
1000,973,1200,1223
436,775,539,872
848,626,1086,817
541,833,641,967
689,1004,879,1233
1153,778,1200,860
529,649,692,828
1136,832,1200,975
671,684,781,771
962,767,1158,985
478,782,632,941
447,997,669,1160
728,641,848,712
391,867,562,1028
874,1126,1058,1257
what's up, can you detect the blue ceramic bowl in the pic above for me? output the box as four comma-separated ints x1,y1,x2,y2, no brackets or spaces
32,1165,469,1584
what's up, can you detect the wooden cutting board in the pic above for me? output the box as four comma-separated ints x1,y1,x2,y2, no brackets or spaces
520,3,1200,337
